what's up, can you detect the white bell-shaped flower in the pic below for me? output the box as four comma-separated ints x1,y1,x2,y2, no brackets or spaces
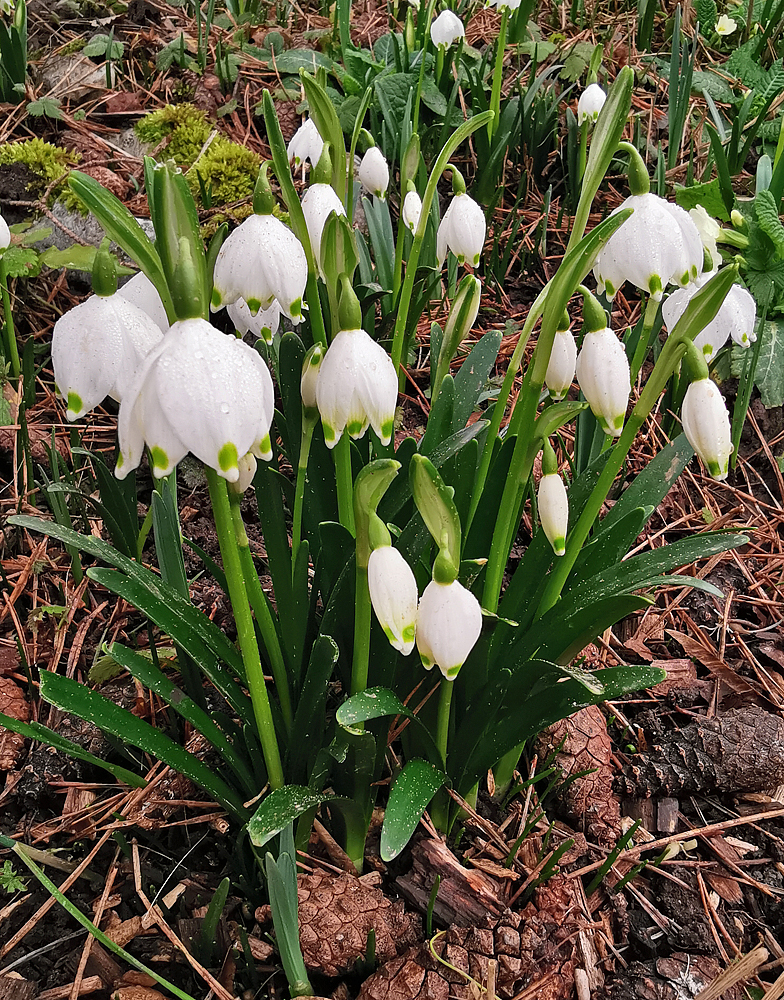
368,546,419,656
227,297,281,344
416,579,482,680
431,9,465,47
437,192,486,268
538,473,569,557
593,194,703,301
576,326,631,436
117,271,170,333
681,378,732,480
52,293,164,421
287,119,324,168
211,213,307,324
662,271,756,362
0,213,10,250
358,147,389,200
403,190,422,233
316,327,398,447
689,205,721,264
116,318,274,482
577,84,606,124
485,0,521,8
545,328,578,400
301,182,347,280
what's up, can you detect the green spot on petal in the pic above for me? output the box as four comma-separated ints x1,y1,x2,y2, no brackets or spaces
444,664,461,681
150,446,169,475
289,297,303,319
257,433,272,460
211,288,222,309
218,441,239,473
380,419,394,444
402,624,416,643
66,391,83,419
648,273,663,297
246,297,261,315
552,538,566,556
322,423,337,447
604,279,616,298
347,419,365,438
680,271,690,286
703,344,712,356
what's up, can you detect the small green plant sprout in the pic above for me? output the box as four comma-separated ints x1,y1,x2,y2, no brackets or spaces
0,859,27,893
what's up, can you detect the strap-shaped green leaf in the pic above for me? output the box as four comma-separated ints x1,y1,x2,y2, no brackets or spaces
108,642,254,798
248,785,332,849
285,635,339,784
381,760,446,861
39,670,248,818
68,170,175,322
336,686,443,767
0,711,146,787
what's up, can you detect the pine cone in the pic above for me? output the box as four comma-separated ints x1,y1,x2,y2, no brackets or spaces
296,870,420,977
617,707,784,797
358,877,581,1000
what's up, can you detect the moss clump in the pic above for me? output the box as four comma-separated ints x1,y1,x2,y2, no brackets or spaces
0,138,82,210
134,104,212,166
188,136,261,216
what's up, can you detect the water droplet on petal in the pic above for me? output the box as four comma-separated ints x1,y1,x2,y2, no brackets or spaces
220,402,230,414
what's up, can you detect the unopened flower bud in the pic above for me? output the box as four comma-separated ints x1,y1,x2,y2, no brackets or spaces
576,327,631,436
577,83,606,125
538,473,569,556
403,190,422,233
681,377,732,480
358,146,389,200
368,546,419,655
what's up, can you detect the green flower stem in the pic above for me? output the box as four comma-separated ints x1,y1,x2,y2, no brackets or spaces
292,418,316,568
334,435,356,536
488,8,510,145
412,0,439,136
228,487,293,735
0,258,20,380
493,744,521,801
390,110,493,382
629,294,660,384
393,215,407,297
206,468,284,790
430,678,454,832
535,332,692,620
306,272,328,348
351,562,372,697
578,118,589,185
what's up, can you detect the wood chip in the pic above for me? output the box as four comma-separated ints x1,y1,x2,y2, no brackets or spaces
0,676,30,771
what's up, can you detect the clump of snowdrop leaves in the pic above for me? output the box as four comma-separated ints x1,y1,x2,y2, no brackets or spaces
116,317,275,483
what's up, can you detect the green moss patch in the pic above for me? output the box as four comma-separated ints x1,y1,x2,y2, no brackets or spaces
0,138,81,209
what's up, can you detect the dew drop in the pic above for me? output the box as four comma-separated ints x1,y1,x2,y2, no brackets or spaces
220,402,230,414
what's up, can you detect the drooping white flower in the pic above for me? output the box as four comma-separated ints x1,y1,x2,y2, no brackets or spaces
368,546,419,655
716,14,737,35
227,297,281,344
545,328,578,400
116,318,274,482
316,327,398,447
485,0,521,9
52,294,164,421
430,9,465,47
689,205,721,264
229,452,258,495
117,271,170,333
593,194,704,301
538,473,569,557
662,270,757,361
437,192,486,268
301,182,347,280
576,326,631,437
300,344,324,411
287,119,324,169
0,213,10,250
577,84,606,125
211,213,307,324
681,377,732,480
403,191,422,234
416,579,482,680
358,147,389,200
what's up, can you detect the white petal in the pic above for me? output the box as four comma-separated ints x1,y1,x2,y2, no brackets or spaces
52,294,164,419
538,474,568,556
227,298,281,343
416,579,482,679
430,9,465,46
368,547,419,655
681,378,732,480
440,193,486,267
358,147,389,199
301,184,346,280
545,329,577,400
287,119,324,167
117,271,170,332
0,215,10,250
575,327,631,436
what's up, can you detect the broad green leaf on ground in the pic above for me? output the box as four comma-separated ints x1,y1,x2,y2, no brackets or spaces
755,190,784,258
732,320,784,408
724,40,771,92
691,69,735,104
1,247,41,278
380,760,446,862
674,179,730,221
